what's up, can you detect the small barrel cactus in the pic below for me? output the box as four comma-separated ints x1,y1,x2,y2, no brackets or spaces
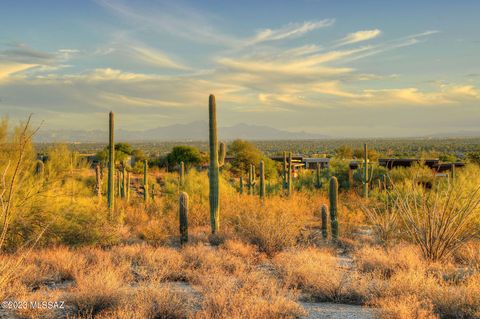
179,192,189,245
329,176,339,240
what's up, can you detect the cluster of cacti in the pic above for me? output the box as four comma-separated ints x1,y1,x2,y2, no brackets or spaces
107,111,115,215
316,164,322,189
362,143,374,198
179,191,189,245
329,176,339,240
247,164,256,195
208,94,220,234
259,160,265,198
143,159,149,204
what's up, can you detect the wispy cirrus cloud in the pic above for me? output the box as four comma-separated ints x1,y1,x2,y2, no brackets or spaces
248,19,334,45
335,29,381,46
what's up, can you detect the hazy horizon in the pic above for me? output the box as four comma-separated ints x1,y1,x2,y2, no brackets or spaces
1,0,479,137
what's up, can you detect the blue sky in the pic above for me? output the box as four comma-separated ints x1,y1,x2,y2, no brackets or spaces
0,0,479,137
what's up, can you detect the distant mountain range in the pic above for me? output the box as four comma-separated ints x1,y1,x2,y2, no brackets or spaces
34,121,329,142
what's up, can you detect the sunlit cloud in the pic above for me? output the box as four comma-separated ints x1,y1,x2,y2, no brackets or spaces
335,29,381,46
248,19,334,45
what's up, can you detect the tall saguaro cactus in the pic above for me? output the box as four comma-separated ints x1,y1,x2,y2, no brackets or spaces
287,152,293,195
239,176,243,194
316,164,322,189
179,192,189,245
329,176,339,240
107,112,115,215
248,164,256,195
362,143,373,198
179,161,185,186
143,159,149,203
282,151,287,190
321,204,328,239
259,160,265,198
208,94,220,234
121,165,126,198
126,171,131,202
95,164,102,198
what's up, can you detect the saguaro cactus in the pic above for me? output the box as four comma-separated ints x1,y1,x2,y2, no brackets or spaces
219,142,226,167
451,163,456,181
348,167,353,189
121,166,126,198
126,171,131,202
151,183,155,201
239,176,243,194
95,164,102,198
143,159,149,203
208,94,220,234
179,192,189,245
329,176,339,240
248,164,256,195
287,152,293,195
282,151,287,190
35,160,45,176
362,143,373,198
179,161,185,186
316,164,322,189
321,204,328,239
107,111,115,214
259,160,265,199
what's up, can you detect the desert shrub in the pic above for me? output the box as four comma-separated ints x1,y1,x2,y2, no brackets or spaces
354,244,425,277
226,194,313,254
392,180,480,261
273,248,371,304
